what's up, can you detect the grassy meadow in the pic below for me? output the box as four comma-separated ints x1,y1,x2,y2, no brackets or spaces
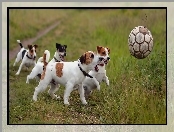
9,9,166,124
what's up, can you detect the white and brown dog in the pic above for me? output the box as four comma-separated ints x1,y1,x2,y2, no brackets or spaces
73,46,110,98
32,50,101,105
26,43,67,83
82,46,110,99
13,40,38,75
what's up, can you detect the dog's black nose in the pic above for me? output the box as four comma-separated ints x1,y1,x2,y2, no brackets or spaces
99,57,104,61
107,57,110,60
64,53,66,56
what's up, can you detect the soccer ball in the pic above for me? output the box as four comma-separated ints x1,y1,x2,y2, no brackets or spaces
128,26,153,59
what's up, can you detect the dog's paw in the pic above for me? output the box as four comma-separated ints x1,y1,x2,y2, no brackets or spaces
106,80,109,86
33,95,37,101
15,72,19,75
97,85,100,91
64,99,70,105
26,81,29,84
26,78,29,84
55,95,60,100
64,101,70,105
82,100,88,105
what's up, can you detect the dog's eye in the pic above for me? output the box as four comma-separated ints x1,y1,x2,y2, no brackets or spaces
91,54,94,58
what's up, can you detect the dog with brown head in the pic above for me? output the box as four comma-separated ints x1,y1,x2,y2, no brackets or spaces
96,46,110,65
79,51,95,65
28,44,38,58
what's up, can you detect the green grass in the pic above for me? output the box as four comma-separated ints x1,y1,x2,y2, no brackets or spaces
9,9,166,124
9,9,76,50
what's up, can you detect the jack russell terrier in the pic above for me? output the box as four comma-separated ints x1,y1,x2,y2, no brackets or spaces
32,49,103,105
83,46,110,99
26,43,67,83
13,40,38,75
73,46,110,98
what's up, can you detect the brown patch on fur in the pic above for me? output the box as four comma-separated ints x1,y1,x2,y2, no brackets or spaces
84,52,93,65
28,44,33,49
55,63,64,77
80,52,94,65
41,70,46,80
41,52,48,80
97,46,106,56
43,53,48,67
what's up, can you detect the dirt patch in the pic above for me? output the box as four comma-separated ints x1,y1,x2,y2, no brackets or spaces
9,21,61,60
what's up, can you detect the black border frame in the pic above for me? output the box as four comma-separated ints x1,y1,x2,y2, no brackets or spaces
7,6,167,125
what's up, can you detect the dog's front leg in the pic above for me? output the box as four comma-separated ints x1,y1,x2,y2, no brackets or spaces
92,77,100,91
102,70,109,86
15,62,24,75
103,75,109,86
13,54,21,67
64,82,74,105
78,83,87,105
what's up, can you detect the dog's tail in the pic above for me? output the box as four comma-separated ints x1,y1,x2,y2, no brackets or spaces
40,50,50,80
17,40,23,48
43,50,50,67
37,57,43,63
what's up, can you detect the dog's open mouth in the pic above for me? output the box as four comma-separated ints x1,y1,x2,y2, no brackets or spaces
95,65,99,72
104,60,108,65
59,54,65,61
98,63,105,66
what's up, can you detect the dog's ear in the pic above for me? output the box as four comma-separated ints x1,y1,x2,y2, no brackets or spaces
97,46,102,53
56,43,61,49
28,44,33,50
107,47,110,54
64,45,67,49
79,54,86,64
34,45,38,49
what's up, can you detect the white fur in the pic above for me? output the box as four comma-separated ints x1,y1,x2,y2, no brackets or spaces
44,50,50,63
17,40,21,43
83,64,109,98
32,51,100,105
37,57,43,63
13,40,37,75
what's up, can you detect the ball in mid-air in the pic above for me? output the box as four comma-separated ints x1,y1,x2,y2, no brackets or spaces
128,26,153,59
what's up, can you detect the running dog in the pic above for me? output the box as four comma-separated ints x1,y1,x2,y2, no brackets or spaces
32,50,102,105
26,43,67,83
83,46,110,99
74,46,110,98
13,40,38,75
